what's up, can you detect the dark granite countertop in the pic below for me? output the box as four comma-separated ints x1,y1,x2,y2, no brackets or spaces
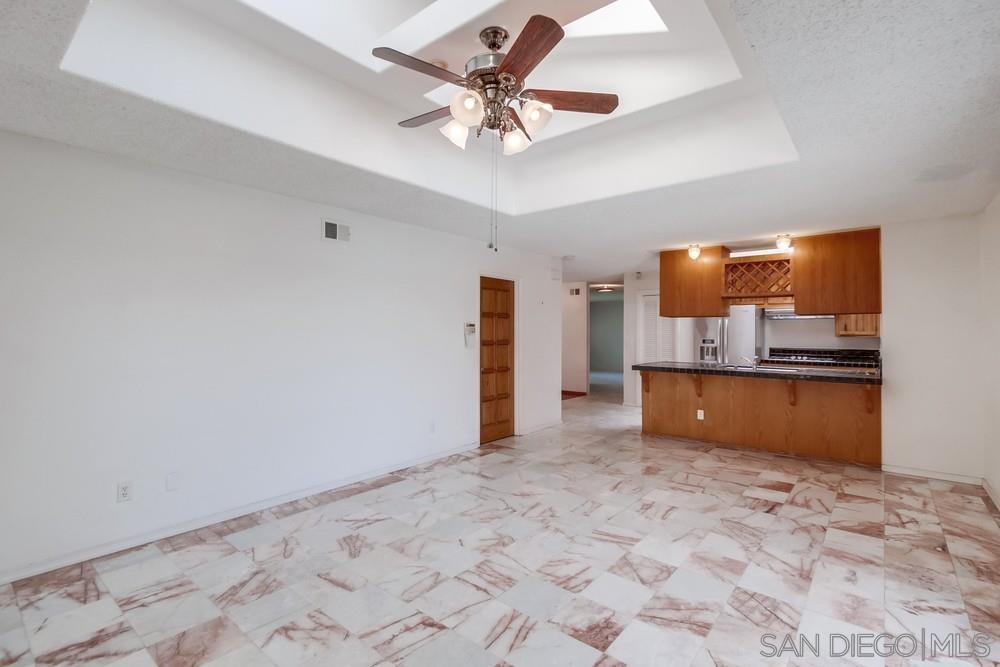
632,360,882,386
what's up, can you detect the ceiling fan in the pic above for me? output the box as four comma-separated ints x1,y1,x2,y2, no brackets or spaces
372,15,619,155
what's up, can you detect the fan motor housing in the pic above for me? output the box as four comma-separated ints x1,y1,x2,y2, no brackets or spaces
465,52,503,78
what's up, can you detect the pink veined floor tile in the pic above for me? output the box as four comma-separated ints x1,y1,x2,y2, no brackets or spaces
8,396,1000,666
547,596,628,652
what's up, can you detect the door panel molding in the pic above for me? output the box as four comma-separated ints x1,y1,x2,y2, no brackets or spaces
480,276,515,444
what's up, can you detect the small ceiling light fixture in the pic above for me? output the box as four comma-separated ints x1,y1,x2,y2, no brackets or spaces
439,119,469,149
776,234,792,250
596,286,614,293
688,244,701,260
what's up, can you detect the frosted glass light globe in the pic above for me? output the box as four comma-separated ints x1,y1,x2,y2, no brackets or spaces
522,100,553,133
502,129,531,156
439,119,469,149
449,90,485,127
688,244,701,260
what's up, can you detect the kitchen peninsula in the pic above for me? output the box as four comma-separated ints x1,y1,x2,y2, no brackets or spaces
632,360,881,465
637,229,883,466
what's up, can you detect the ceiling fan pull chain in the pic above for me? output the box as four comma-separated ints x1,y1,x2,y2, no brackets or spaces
494,133,501,252
488,129,496,250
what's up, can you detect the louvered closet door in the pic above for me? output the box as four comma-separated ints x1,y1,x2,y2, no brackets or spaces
640,293,675,363
480,277,515,444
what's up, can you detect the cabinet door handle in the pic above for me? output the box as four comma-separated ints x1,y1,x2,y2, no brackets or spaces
786,380,797,406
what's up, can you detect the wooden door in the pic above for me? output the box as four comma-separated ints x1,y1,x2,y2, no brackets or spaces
480,277,514,443
792,229,881,315
659,246,727,317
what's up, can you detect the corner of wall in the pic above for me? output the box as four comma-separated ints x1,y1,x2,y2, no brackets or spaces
979,191,1000,497
623,270,659,407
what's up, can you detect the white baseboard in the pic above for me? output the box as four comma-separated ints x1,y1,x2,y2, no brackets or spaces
516,419,562,436
881,464,984,486
1,441,477,585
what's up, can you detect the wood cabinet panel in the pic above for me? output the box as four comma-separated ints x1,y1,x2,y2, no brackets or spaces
700,375,745,444
659,247,726,317
643,372,702,440
742,378,795,453
788,381,881,465
792,229,881,315
835,314,880,337
641,372,881,465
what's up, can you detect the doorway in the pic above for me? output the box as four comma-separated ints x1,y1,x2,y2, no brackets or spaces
589,286,624,402
480,276,514,443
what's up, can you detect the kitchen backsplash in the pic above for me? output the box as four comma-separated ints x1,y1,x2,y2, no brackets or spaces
764,318,880,354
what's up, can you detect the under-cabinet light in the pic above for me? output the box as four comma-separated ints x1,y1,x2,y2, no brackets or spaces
728,247,794,258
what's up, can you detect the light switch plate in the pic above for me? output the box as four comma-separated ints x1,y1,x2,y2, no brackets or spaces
696,409,705,421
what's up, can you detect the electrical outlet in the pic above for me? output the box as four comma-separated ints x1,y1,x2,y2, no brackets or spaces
117,481,133,503
696,409,705,421
165,472,180,492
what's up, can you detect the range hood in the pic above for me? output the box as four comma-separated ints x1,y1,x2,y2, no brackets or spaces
764,308,834,321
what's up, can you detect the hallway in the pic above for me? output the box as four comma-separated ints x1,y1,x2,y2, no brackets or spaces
588,371,623,405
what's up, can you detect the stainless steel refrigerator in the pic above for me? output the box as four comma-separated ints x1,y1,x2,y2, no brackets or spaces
676,304,764,365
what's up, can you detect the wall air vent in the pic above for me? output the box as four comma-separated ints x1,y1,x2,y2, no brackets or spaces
324,221,351,241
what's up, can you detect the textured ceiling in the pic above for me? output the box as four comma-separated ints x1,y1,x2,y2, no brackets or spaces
1,0,998,283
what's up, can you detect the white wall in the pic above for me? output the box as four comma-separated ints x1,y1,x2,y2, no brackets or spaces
589,296,624,373
980,195,1000,499
623,271,661,406
561,282,588,393
882,216,986,480
764,319,880,352
0,131,562,582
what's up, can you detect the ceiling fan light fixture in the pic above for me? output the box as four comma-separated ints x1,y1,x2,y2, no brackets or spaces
502,128,531,155
522,99,553,133
439,119,469,149
449,90,485,126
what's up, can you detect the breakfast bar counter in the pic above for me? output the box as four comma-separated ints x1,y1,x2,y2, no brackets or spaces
633,362,882,465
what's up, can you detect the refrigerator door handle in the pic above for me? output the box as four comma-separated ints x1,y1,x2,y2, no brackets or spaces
718,318,727,364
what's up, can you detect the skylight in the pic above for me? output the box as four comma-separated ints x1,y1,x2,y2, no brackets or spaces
564,0,668,39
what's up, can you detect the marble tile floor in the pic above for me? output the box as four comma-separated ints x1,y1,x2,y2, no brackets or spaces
3,396,1000,667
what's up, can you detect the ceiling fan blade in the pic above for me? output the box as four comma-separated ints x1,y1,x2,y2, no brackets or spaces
506,107,532,142
522,89,619,114
498,15,564,83
372,47,469,87
398,107,452,128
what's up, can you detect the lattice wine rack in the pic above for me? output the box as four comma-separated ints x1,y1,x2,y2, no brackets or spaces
723,257,792,298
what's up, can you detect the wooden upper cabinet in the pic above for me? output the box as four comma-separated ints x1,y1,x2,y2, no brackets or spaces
835,314,880,337
659,246,726,317
792,229,881,315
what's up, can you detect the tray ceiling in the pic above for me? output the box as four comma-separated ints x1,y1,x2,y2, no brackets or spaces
0,0,996,283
